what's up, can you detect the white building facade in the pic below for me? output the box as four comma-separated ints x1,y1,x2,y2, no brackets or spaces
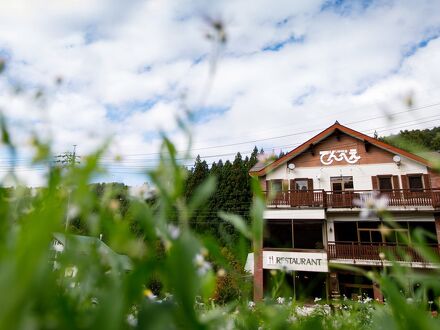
249,122,440,302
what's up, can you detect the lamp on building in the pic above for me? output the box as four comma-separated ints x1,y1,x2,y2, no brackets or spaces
288,163,296,172
393,155,401,167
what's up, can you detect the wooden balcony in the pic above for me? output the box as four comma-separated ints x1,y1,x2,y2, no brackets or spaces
327,241,440,263
264,189,440,209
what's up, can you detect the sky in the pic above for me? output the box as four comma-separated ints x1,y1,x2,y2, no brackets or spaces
0,0,440,186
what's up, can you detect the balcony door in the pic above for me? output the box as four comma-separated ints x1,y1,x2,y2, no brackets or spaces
290,178,314,206
330,176,354,207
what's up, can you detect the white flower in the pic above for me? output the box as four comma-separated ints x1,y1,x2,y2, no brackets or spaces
314,297,322,303
53,240,64,253
67,204,80,220
288,315,297,323
167,224,180,239
193,253,211,276
276,297,285,304
65,266,78,278
363,297,373,303
295,306,315,316
127,314,138,327
248,301,256,309
354,191,388,219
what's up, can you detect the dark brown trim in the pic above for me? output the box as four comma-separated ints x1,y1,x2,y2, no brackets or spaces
371,176,379,190
392,175,400,190
250,122,431,176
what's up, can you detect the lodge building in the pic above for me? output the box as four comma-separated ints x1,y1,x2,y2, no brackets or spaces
246,121,440,302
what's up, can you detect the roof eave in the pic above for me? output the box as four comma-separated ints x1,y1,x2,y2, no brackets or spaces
250,122,432,176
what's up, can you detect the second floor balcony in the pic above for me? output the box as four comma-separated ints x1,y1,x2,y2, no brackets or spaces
327,241,440,264
264,188,440,209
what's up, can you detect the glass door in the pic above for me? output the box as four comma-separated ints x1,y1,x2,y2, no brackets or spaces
330,176,354,207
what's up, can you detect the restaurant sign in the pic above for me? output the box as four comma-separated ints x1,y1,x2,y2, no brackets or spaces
319,149,361,165
245,251,328,273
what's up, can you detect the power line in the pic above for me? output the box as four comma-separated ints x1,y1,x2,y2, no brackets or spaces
1,110,439,166
96,101,440,158
0,116,439,174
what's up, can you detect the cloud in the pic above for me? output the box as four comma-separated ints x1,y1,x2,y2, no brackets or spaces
0,0,440,186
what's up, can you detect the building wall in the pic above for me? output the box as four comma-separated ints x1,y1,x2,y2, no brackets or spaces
266,160,428,191
429,168,440,189
263,133,429,189
290,134,396,167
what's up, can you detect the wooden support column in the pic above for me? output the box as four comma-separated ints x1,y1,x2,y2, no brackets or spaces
329,272,340,300
435,215,440,244
373,282,384,302
253,240,263,302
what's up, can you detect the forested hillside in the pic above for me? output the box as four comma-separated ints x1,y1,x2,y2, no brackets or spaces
184,147,259,241
381,126,440,151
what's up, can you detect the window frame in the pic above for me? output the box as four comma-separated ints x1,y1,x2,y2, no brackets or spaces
292,178,309,191
377,175,393,192
330,176,354,191
270,179,283,192
407,174,424,192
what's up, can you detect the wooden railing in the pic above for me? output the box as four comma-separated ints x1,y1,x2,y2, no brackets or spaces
264,189,440,209
327,241,440,263
264,190,326,207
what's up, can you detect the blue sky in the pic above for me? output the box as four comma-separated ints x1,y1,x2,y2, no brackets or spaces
0,0,440,186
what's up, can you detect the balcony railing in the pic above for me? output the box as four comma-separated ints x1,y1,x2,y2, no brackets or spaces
264,189,440,209
327,241,440,263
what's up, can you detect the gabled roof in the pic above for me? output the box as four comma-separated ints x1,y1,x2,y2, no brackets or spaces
53,233,133,271
249,121,432,177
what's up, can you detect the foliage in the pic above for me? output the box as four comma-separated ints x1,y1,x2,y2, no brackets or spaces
0,123,440,329
380,126,440,152
2,48,440,328
184,147,258,241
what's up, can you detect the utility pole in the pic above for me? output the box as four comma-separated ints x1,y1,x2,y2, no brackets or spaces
54,145,80,231
54,145,80,168
72,144,77,166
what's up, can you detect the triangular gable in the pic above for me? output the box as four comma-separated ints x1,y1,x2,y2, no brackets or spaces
250,122,431,176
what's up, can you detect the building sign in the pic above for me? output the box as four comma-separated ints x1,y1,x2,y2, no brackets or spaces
319,149,361,165
245,251,328,273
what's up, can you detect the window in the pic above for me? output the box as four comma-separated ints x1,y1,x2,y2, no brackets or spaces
334,222,357,241
408,175,423,192
357,222,409,244
263,220,323,249
331,176,354,191
378,176,393,192
294,223,323,249
358,229,383,243
294,179,308,191
271,180,282,192
344,179,354,190
264,220,292,248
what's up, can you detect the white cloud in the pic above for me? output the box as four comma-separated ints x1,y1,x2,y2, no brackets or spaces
0,0,440,185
